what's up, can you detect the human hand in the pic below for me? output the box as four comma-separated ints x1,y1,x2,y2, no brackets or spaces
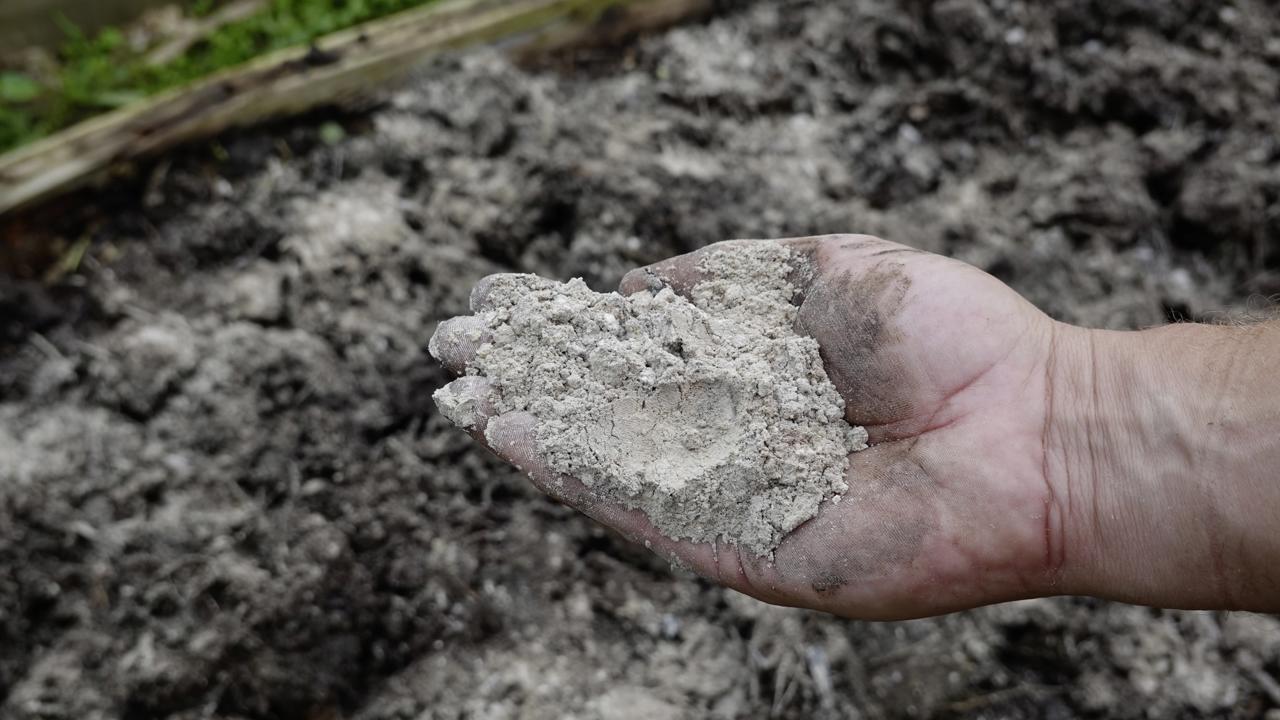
432,235,1075,619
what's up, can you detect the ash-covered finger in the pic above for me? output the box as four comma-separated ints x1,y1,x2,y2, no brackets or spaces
432,376,496,431
619,252,711,297
482,412,720,574
469,274,506,312
428,316,490,374
620,238,819,303
484,412,616,512
483,413,560,489
471,273,561,312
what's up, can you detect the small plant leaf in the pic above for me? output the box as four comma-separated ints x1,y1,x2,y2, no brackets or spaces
90,90,147,108
319,121,346,145
0,72,42,103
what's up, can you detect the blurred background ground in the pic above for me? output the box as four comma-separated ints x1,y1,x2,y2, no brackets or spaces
2,1,1280,718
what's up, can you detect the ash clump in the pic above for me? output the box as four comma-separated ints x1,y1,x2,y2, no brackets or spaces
439,242,866,555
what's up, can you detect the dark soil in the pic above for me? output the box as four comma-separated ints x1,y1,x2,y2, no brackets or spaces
3,1,1280,718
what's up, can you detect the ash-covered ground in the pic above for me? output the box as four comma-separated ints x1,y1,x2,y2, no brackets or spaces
2,1,1280,718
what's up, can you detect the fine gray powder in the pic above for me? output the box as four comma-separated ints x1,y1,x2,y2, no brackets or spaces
436,242,867,555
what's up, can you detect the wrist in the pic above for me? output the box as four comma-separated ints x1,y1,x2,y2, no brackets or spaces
1043,320,1280,610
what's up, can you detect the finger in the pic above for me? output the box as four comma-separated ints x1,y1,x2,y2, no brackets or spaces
481,412,721,573
808,233,923,263
483,412,824,606
618,238,788,296
470,272,561,312
481,412,634,520
432,376,497,431
469,274,503,312
428,316,490,374
619,252,708,296
619,237,823,299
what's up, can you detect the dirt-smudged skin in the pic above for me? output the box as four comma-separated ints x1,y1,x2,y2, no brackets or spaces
2,0,1280,718
798,260,915,428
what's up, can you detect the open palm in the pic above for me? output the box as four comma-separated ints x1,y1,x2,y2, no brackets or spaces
433,235,1067,619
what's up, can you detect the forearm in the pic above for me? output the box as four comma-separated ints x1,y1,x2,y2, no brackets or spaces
1048,320,1280,610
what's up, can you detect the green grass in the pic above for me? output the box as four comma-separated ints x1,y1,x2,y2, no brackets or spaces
0,0,440,155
